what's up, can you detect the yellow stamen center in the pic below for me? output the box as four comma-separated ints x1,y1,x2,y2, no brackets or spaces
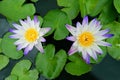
78,32,94,47
25,28,38,42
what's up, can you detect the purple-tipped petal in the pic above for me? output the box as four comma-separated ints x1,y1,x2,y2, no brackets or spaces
68,45,78,55
93,44,103,54
96,29,110,35
96,41,112,46
103,34,114,38
17,43,28,51
66,36,76,41
40,28,51,36
9,28,15,33
24,44,34,55
65,24,76,35
12,23,22,30
35,42,44,53
86,49,97,60
34,16,38,23
82,16,88,26
40,37,46,42
27,16,31,22
9,34,21,39
82,50,90,64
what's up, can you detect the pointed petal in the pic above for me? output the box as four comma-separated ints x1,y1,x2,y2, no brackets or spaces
24,44,34,55
40,28,51,36
12,23,22,30
103,34,114,38
96,41,111,46
66,24,76,35
82,50,90,64
19,20,29,28
27,16,31,22
82,16,88,26
9,34,21,39
96,29,110,35
86,48,97,60
68,42,78,55
66,36,76,41
40,37,46,42
17,43,28,50
35,42,44,53
34,16,38,23
92,44,103,54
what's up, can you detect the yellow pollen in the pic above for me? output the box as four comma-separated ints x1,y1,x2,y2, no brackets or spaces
78,32,94,47
25,28,38,42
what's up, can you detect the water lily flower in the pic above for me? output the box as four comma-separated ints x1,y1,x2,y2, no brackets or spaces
66,16,113,63
9,16,51,55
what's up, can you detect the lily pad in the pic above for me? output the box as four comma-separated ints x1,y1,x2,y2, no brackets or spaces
0,0,35,21
0,38,2,53
35,44,67,79
104,21,120,60
114,0,120,13
57,0,79,19
65,53,92,76
43,9,71,40
5,75,18,80
6,60,38,80
1,32,23,59
0,55,9,70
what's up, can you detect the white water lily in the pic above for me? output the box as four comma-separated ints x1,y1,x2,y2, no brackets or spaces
66,16,113,63
10,16,51,55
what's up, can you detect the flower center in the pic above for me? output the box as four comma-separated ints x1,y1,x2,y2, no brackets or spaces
78,32,94,47
25,28,38,42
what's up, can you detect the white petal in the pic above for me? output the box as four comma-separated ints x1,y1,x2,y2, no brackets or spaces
19,20,29,28
68,42,78,55
40,37,46,42
66,36,76,41
40,28,51,36
35,42,44,53
24,44,34,55
82,49,90,64
66,24,76,36
86,48,97,60
96,41,111,46
17,43,29,50
92,44,103,54
82,16,88,26
9,34,22,39
96,29,109,35
12,23,22,30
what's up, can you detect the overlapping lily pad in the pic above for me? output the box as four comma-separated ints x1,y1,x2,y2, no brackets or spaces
0,0,35,21
6,60,38,80
1,32,23,59
43,9,71,40
35,44,67,79
0,55,9,70
65,53,92,76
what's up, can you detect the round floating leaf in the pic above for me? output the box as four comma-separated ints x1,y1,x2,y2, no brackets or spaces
1,32,23,59
0,38,2,53
43,10,71,40
79,0,109,17
0,55,9,70
104,21,120,60
31,0,38,2
0,0,35,21
5,75,18,80
65,53,92,76
35,44,67,79
99,0,117,24
57,0,79,19
114,0,120,13
8,60,39,80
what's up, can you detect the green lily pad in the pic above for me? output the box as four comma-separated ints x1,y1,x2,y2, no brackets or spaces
31,0,38,2
114,0,120,13
0,38,2,53
43,9,71,40
5,75,18,80
35,44,67,79
0,55,9,70
104,21,120,60
57,0,79,19
65,53,92,76
99,0,117,24
79,0,109,17
1,32,23,59
7,60,38,80
0,0,35,21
